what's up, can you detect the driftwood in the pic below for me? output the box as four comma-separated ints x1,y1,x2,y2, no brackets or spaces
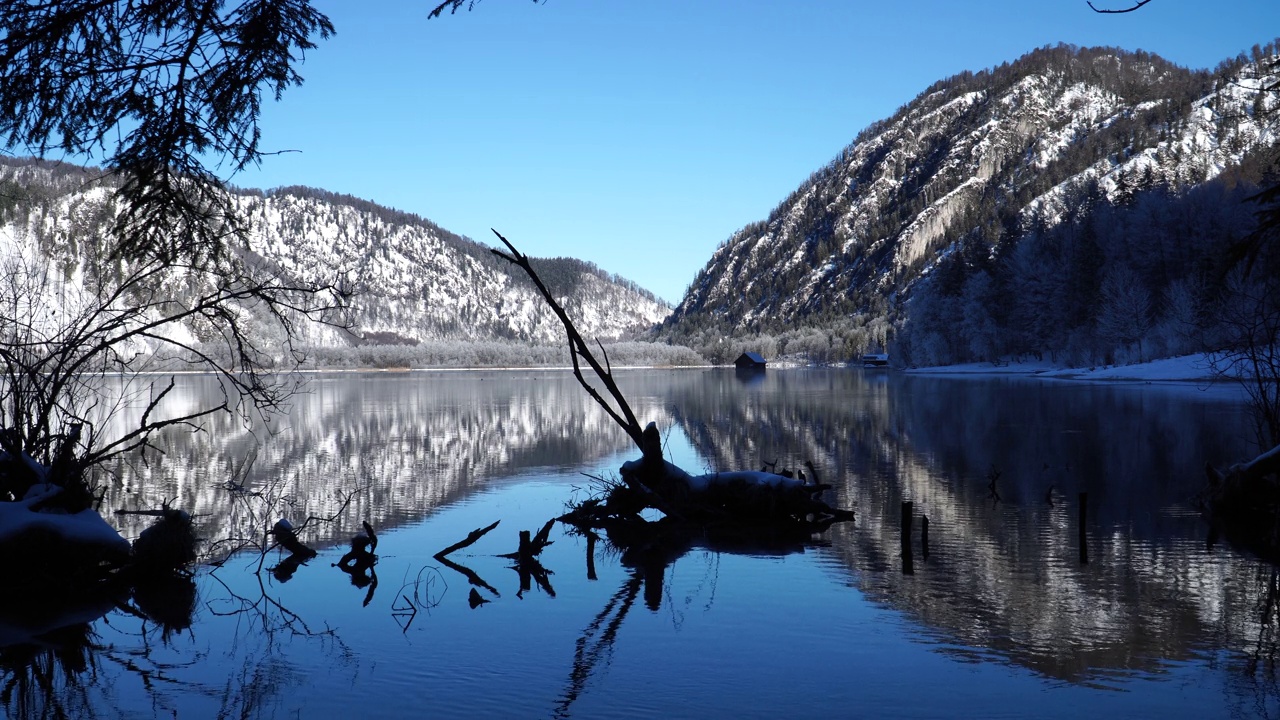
435,520,499,559
433,518,557,602
491,231,855,539
558,420,852,544
336,521,379,605
434,521,503,599
131,507,198,574
499,519,557,599
271,518,317,559
337,521,378,572
1206,444,1280,488
499,518,555,563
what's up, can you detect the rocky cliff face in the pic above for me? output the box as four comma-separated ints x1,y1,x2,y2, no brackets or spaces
657,43,1280,360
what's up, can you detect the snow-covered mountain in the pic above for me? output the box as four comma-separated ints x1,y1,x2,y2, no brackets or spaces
656,43,1280,362
0,161,670,349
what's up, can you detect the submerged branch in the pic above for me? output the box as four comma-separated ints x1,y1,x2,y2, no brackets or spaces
434,520,500,559
433,521,502,597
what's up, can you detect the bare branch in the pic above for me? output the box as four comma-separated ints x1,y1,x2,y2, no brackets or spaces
0,217,350,497
490,229,644,449
1087,0,1154,12
428,0,543,20
435,520,501,559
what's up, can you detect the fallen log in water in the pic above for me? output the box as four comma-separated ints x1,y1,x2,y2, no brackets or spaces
492,231,854,546
500,519,557,599
434,520,502,598
604,421,852,527
1207,443,1280,489
1204,443,1280,561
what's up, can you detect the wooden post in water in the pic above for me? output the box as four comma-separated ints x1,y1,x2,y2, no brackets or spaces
901,501,914,575
586,533,598,581
1078,492,1088,565
642,559,665,611
921,515,930,561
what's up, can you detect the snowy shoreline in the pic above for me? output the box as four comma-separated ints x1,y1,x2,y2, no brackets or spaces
110,353,1247,382
903,353,1233,383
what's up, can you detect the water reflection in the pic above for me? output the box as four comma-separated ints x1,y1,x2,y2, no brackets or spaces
0,573,198,720
0,621,100,720
555,571,643,719
7,368,1280,717
555,510,825,718
665,369,1259,685
102,371,675,551
95,368,1280,686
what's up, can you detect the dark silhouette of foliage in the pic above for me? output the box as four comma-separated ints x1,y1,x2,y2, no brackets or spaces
428,0,543,19
0,0,333,263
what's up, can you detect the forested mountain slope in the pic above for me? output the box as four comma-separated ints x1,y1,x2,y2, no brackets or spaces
0,159,670,353
656,42,1280,365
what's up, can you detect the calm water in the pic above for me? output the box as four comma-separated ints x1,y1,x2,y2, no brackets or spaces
6,368,1277,719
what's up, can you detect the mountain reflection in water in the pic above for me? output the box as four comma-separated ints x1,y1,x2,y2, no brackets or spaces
102,370,676,549
4,368,1278,718
671,370,1259,684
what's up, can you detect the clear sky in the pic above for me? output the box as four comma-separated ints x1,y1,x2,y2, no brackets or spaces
234,0,1280,303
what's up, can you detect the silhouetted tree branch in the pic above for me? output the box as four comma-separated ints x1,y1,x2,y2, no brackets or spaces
490,229,645,449
1087,0,1154,12
0,244,350,509
428,0,544,19
0,2,360,519
0,1,334,264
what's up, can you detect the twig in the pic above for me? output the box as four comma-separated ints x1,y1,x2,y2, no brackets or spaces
1086,0,1153,12
295,484,371,533
392,593,418,632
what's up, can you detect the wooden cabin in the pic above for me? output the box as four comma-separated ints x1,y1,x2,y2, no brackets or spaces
861,353,890,368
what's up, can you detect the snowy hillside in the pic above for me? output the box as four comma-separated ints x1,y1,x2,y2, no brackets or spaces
657,43,1280,362
0,161,670,352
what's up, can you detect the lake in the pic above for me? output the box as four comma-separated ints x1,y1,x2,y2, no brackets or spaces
5,368,1276,718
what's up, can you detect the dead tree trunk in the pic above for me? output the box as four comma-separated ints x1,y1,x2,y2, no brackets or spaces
492,231,854,533
491,230,643,449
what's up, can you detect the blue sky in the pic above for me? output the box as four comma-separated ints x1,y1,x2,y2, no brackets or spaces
236,0,1280,303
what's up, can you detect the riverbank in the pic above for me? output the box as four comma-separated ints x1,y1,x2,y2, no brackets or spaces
904,353,1232,383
